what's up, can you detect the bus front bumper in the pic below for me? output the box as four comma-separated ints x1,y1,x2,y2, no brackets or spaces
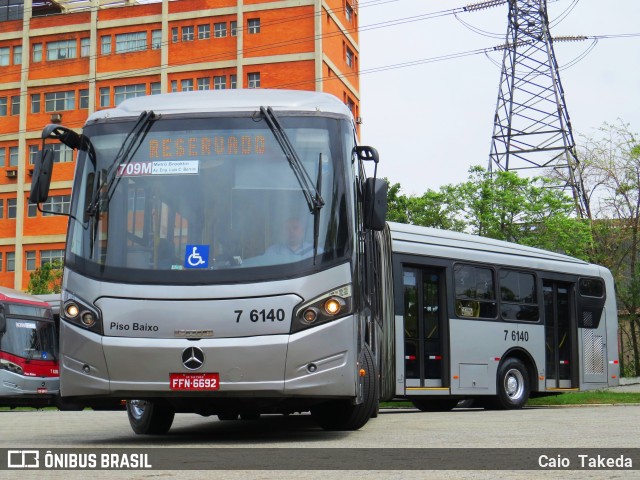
59,316,357,401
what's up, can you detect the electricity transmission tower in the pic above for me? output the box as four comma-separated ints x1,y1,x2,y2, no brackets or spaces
488,0,590,218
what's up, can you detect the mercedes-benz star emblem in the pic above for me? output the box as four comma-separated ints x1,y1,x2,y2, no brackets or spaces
181,346,205,371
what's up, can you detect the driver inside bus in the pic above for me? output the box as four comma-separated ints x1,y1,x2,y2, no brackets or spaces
266,217,314,256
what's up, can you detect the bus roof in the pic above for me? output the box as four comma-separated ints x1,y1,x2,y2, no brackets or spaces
388,222,599,274
0,287,51,308
87,90,354,122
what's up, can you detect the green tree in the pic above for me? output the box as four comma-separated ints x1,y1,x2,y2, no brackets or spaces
447,167,591,259
27,259,63,294
577,120,640,375
386,181,465,231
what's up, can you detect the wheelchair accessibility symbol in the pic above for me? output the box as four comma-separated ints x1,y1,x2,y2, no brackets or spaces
184,245,209,269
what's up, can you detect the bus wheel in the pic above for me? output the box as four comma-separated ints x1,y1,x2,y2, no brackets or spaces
495,358,530,409
411,398,459,412
310,345,378,431
126,400,175,434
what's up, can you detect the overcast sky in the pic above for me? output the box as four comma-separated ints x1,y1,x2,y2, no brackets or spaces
358,0,640,195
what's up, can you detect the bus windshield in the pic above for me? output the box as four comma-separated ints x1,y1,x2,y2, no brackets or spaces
66,113,353,284
0,318,57,361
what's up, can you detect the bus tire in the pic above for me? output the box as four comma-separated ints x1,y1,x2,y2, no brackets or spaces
494,358,530,409
411,398,459,412
126,400,175,435
311,344,378,431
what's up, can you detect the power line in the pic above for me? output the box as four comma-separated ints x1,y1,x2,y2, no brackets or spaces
1,30,639,140
8,2,467,79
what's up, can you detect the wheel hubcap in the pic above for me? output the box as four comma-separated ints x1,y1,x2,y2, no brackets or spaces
129,400,147,420
504,368,524,400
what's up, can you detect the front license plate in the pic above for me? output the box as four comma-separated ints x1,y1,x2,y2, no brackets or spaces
169,373,219,391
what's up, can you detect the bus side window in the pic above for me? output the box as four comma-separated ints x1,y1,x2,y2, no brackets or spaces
454,264,497,319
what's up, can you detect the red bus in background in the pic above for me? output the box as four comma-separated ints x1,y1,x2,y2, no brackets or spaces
0,288,59,408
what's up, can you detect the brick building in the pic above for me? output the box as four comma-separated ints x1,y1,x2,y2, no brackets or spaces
0,0,360,290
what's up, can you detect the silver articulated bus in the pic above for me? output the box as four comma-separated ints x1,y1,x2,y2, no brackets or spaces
29,90,387,433
0,288,59,408
30,90,618,433
380,223,620,410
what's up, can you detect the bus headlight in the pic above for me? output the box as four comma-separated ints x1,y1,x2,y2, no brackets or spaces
62,291,103,335
0,358,23,375
292,285,352,333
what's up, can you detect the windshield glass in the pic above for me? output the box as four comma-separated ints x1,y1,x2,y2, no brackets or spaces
0,318,57,361
66,113,354,284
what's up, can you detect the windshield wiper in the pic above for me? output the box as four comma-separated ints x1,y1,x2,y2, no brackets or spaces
260,107,325,262
260,107,324,214
86,110,157,218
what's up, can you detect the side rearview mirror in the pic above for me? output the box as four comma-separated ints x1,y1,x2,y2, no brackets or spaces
364,177,388,231
354,146,379,164
29,124,83,206
29,148,54,204
42,124,83,149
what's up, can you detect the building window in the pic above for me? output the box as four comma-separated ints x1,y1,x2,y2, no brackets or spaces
42,195,71,216
171,27,178,43
29,145,38,164
8,146,18,167
182,26,194,42
248,19,260,34
230,21,238,37
0,199,3,218
214,22,227,38
32,43,42,62
26,251,36,271
0,149,4,166
345,2,353,23
230,74,237,89
45,91,75,112
213,76,226,90
346,96,355,115
346,47,354,68
0,47,9,66
13,45,22,65
31,93,40,114
101,35,112,55
7,198,17,219
7,252,15,272
181,79,193,92
79,89,89,109
114,84,146,106
11,95,20,115
99,87,110,107
151,82,161,95
247,72,260,89
115,32,147,54
40,249,65,267
49,144,74,163
170,80,178,93
152,30,162,49
0,97,6,116
197,77,210,91
46,39,77,61
198,24,210,40
80,38,90,57
0,253,2,272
